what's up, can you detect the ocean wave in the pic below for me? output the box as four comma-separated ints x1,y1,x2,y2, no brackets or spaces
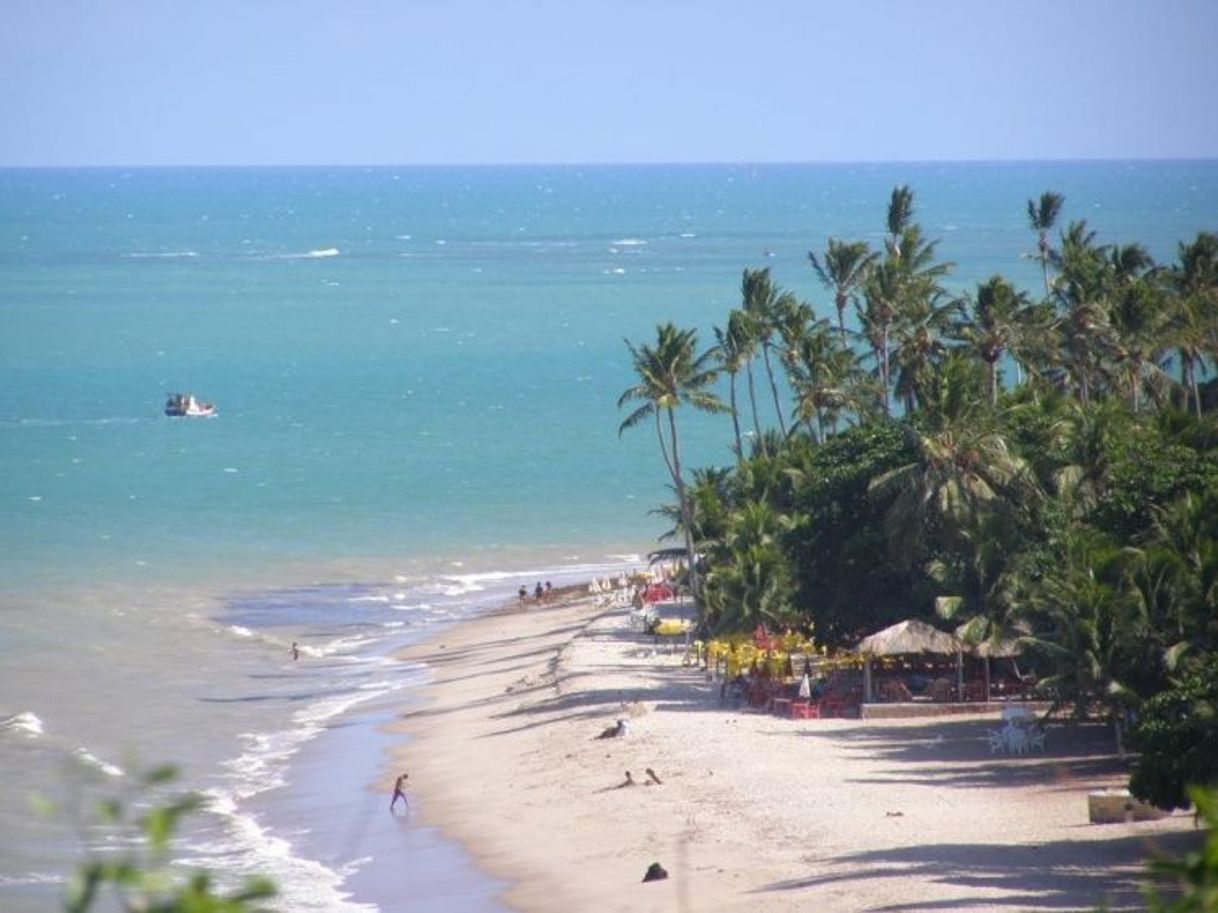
0,872,66,887
611,238,648,246
248,247,340,261
221,677,409,800
73,747,125,777
190,791,377,913
1,711,45,738
122,250,200,259
389,602,432,612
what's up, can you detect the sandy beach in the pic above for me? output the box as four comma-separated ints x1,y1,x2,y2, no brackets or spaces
391,590,1200,913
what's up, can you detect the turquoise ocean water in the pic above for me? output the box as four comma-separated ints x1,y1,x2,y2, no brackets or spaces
1,162,1215,911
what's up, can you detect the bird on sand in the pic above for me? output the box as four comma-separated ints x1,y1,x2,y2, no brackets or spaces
645,767,662,785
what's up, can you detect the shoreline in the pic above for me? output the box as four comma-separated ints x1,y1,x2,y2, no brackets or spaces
391,587,1201,912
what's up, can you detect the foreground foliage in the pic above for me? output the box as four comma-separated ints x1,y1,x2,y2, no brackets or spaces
62,764,275,913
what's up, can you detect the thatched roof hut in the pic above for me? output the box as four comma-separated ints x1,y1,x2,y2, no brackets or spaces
857,619,961,656
856,619,963,703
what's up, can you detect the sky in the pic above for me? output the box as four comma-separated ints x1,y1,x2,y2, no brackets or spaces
2,0,1217,167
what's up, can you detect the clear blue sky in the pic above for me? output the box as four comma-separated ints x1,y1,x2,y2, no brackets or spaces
3,0,1217,166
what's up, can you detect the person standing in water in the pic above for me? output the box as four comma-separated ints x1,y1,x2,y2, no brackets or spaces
390,772,409,811
291,642,300,661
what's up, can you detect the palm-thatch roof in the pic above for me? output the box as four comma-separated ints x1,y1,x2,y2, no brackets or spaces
857,619,961,656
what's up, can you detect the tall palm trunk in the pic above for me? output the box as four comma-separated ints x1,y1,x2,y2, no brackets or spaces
1039,234,1051,298
760,342,787,437
745,363,764,455
665,407,701,604
836,291,849,344
986,358,999,407
728,375,743,457
879,324,892,417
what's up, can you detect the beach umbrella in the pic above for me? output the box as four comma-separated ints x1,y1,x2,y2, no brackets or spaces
856,620,963,703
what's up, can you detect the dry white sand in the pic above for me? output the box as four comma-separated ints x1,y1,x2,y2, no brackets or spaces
390,593,1199,912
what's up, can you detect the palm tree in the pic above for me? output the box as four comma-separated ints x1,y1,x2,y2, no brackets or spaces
1012,527,1147,752
1027,191,1065,297
890,294,958,415
741,268,789,437
619,323,727,604
860,260,902,417
809,239,878,343
954,275,1033,405
868,366,1041,568
1167,232,1218,416
701,499,796,634
1105,249,1171,412
788,320,858,443
713,317,749,457
886,185,915,260
861,222,951,417
1052,220,1114,404
726,308,765,452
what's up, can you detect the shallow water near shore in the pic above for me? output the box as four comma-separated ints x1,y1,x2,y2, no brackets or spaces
2,161,1216,910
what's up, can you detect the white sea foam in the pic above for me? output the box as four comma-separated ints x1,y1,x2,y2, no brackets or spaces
228,625,256,638
221,678,408,800
191,790,377,913
248,247,339,261
390,601,432,612
73,747,125,777
122,250,200,259
1,711,45,738
611,238,647,246
0,872,66,887
346,595,390,604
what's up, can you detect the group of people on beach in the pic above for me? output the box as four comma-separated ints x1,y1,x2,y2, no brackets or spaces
517,580,553,606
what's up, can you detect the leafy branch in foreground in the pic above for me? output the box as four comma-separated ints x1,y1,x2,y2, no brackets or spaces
1141,787,1218,913
61,763,275,913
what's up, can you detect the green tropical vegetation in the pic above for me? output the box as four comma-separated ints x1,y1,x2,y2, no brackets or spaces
621,187,1218,810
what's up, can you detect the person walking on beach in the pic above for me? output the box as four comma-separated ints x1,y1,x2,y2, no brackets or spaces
534,581,544,603
390,772,409,812
518,585,527,606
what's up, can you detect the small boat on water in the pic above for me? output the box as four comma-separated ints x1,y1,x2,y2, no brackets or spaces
164,393,216,417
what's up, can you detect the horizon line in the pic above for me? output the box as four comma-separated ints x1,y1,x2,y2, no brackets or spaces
3,155,1217,171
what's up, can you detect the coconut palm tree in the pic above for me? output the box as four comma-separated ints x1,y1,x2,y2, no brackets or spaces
860,260,902,417
725,308,766,453
741,268,789,437
1105,249,1171,412
701,498,796,634
890,294,959,415
868,361,1042,568
886,185,915,260
1052,220,1115,404
1167,232,1218,416
712,316,749,457
953,275,1033,405
1027,191,1065,297
619,323,727,604
809,238,878,343
1012,527,1147,752
788,320,858,443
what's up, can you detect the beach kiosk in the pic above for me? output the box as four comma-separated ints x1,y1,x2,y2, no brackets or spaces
856,619,964,705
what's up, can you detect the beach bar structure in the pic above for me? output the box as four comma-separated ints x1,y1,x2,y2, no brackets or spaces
857,619,964,705
853,619,1045,720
